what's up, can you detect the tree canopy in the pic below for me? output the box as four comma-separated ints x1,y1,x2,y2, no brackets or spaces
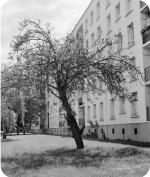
2,19,143,148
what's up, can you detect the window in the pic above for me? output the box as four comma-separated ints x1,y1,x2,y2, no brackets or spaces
131,92,138,117
93,104,96,119
77,32,83,40
90,11,94,25
86,39,89,48
115,3,120,21
107,14,111,34
91,33,95,46
96,2,100,20
110,99,115,119
108,41,112,54
99,102,103,121
85,18,88,34
129,57,136,82
126,0,132,15
87,106,90,121
127,23,134,47
97,26,102,39
122,128,125,134
47,101,49,108
119,97,126,114
134,128,138,135
106,0,110,8
86,91,91,100
115,32,122,50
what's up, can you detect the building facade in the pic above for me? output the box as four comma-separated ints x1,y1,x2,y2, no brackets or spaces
44,0,150,142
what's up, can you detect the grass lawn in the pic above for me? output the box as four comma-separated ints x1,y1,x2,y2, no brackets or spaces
1,134,150,177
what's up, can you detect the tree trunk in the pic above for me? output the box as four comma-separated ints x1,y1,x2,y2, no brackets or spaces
30,122,32,130
3,130,6,139
21,119,25,135
69,117,84,149
22,125,25,135
61,96,84,149
17,126,19,135
2,119,6,139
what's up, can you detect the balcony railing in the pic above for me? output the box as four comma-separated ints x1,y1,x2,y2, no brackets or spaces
140,1,145,9
145,66,150,82
142,26,150,46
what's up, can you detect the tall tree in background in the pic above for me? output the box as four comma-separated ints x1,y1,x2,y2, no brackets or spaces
1,97,16,138
1,59,45,134
2,62,31,135
8,19,142,149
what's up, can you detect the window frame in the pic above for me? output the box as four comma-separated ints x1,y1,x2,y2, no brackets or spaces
99,102,104,121
115,3,121,22
131,92,138,118
90,10,94,25
93,104,96,120
127,22,135,48
91,32,95,46
107,14,111,35
110,98,115,120
85,18,88,34
96,1,100,20
119,97,126,115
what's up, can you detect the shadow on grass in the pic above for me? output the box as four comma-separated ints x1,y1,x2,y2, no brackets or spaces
83,137,150,148
1,139,18,143
2,146,150,171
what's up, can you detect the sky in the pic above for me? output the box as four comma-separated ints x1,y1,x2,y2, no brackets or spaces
1,0,91,63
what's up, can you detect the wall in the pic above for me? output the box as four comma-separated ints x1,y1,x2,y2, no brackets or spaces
97,122,150,142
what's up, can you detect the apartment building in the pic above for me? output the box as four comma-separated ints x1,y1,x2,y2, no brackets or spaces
44,0,150,142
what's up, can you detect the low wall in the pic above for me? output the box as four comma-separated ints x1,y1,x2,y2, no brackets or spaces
31,128,72,136
97,122,150,142
31,122,150,143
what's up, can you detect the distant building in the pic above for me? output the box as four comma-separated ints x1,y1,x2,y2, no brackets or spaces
44,0,150,142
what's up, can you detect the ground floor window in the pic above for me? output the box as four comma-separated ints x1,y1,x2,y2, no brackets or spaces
134,128,138,135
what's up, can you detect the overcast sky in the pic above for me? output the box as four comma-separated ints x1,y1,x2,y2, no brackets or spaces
1,0,91,63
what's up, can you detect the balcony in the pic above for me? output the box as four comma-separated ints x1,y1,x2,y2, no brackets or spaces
142,27,150,48
140,1,150,48
140,4,149,13
145,66,150,84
